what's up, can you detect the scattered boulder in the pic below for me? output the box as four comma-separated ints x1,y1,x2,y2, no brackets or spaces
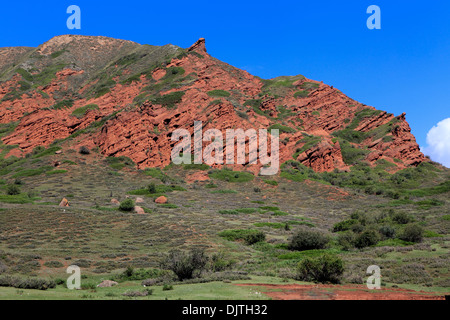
111,198,120,205
135,197,144,203
155,196,168,204
55,150,62,154
97,280,118,288
134,206,145,214
59,198,69,207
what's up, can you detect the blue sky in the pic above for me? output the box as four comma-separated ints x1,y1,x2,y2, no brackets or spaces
1,1,449,164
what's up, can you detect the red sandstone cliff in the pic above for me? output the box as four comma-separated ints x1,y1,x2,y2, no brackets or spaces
0,35,426,172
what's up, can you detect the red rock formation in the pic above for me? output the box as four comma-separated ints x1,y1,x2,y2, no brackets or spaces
296,140,349,172
0,36,427,173
155,196,168,204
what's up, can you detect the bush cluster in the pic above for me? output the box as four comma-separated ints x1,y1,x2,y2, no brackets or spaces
161,249,209,281
119,199,135,211
218,229,266,245
333,210,423,249
0,275,56,290
297,254,344,284
288,229,329,251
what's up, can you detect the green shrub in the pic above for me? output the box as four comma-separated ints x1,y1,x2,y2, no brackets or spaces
119,199,135,212
0,275,56,290
210,253,234,272
293,135,322,158
18,81,31,91
161,249,208,281
236,208,258,214
207,90,230,97
268,124,296,133
46,169,67,175
112,267,166,282
379,225,396,239
121,74,141,85
51,99,74,110
6,184,20,195
79,146,90,155
288,229,329,251
337,232,356,251
400,224,423,243
218,229,265,245
12,166,52,178
338,140,370,165
32,63,66,87
354,229,380,248
152,91,185,108
208,99,222,106
71,104,99,118
159,203,178,208
162,67,185,81
392,211,413,224
16,68,33,81
243,99,261,109
31,146,61,158
244,231,266,245
294,90,309,98
105,156,135,170
263,179,278,186
50,50,66,59
332,219,358,232
209,169,254,182
162,284,174,291
218,209,239,215
300,82,320,90
210,189,237,194
147,183,157,194
423,230,443,238
259,206,280,211
95,87,111,98
254,222,286,229
297,254,344,284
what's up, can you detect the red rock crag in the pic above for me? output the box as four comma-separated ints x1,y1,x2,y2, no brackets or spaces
0,36,426,173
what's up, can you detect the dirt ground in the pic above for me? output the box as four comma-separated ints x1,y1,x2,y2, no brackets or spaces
235,283,447,300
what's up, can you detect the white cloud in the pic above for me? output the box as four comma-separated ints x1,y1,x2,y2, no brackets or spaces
422,118,450,168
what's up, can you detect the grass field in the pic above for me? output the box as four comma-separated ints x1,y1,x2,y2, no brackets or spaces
0,148,449,299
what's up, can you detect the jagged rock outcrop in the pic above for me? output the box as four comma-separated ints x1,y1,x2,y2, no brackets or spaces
297,140,349,172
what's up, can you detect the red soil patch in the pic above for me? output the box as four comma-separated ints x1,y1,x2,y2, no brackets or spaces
185,171,210,183
235,283,446,300
303,179,351,201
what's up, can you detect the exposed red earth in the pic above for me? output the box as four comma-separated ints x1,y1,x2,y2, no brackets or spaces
236,283,446,300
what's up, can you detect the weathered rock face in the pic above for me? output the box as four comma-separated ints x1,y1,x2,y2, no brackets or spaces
296,140,349,173
0,35,426,173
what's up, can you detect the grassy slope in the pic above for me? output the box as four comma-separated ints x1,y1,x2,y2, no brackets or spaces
0,146,449,299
